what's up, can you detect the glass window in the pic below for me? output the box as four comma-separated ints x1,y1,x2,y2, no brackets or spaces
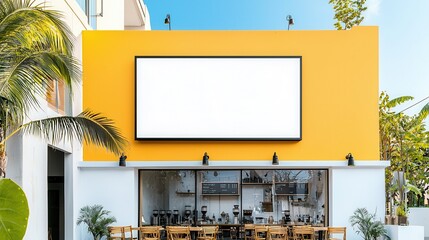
196,170,241,224
139,169,328,227
46,80,65,114
140,170,195,226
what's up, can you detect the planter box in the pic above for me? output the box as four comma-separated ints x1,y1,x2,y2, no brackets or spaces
385,225,424,240
409,207,429,238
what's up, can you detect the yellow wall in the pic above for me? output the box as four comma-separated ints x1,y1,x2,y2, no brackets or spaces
82,27,379,162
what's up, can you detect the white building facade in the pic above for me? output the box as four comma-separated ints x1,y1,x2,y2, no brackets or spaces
7,0,150,239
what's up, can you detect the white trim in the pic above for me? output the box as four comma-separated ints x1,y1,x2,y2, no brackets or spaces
78,160,390,169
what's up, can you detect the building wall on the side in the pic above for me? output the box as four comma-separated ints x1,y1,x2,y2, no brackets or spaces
82,27,379,162
96,0,125,30
330,168,386,239
76,168,138,240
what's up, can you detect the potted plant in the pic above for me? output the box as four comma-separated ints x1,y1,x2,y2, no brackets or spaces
396,204,408,226
77,204,117,240
350,208,390,240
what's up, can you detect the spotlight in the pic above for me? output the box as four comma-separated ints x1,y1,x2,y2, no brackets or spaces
202,152,209,166
286,15,294,30
346,153,355,166
272,152,279,165
164,14,171,30
119,153,127,167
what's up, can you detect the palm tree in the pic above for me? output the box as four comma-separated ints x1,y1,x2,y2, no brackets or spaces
0,0,127,177
350,208,390,240
77,205,116,240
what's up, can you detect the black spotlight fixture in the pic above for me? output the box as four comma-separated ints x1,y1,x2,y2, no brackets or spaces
272,152,279,165
286,15,294,30
202,152,209,166
164,14,171,30
346,153,355,166
119,153,127,167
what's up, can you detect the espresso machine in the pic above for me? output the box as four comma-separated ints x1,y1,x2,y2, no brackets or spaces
152,210,159,226
242,209,253,224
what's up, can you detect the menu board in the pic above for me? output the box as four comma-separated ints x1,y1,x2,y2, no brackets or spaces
202,183,239,195
275,182,308,195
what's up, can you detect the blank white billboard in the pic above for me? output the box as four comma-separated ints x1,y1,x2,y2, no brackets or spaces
135,57,301,140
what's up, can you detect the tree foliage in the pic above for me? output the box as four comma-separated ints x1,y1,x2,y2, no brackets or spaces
77,205,116,240
379,92,429,210
329,0,367,30
0,0,127,178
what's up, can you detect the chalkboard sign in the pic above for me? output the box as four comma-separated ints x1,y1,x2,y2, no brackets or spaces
275,183,308,195
202,182,238,195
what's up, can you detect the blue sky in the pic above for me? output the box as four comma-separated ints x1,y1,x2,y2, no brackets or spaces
145,0,429,115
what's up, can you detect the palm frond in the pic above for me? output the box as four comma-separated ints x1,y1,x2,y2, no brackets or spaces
0,0,73,54
17,109,127,155
0,50,80,122
0,0,79,125
387,96,414,109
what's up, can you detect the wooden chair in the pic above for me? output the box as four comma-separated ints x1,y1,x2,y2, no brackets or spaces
167,226,191,240
140,226,161,240
327,227,346,240
108,226,125,240
244,224,255,240
268,226,288,240
123,225,135,240
198,226,218,240
254,225,268,240
292,226,314,240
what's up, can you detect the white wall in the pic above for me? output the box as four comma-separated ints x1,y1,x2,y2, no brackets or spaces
21,135,49,239
409,208,429,238
76,168,138,240
96,0,125,30
330,167,386,240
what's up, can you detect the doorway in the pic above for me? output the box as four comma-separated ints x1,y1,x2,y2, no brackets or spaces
48,147,65,240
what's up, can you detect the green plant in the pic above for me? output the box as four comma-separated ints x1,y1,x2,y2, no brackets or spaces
396,204,407,217
0,0,128,178
379,92,429,210
0,179,29,240
329,0,367,30
350,208,390,240
77,204,116,240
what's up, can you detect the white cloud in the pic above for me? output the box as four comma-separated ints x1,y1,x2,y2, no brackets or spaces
365,0,382,21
